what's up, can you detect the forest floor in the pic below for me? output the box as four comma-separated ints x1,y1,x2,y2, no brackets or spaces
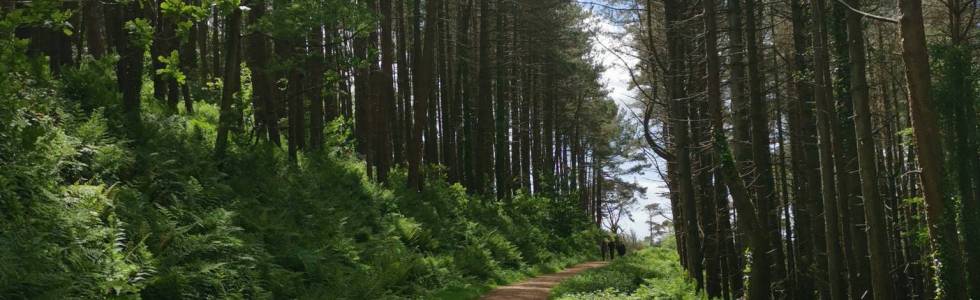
479,261,609,300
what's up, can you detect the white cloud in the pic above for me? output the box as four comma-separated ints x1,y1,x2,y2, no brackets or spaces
581,4,671,241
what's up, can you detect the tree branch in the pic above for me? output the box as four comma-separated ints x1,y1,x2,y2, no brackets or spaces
643,103,675,161
836,0,899,23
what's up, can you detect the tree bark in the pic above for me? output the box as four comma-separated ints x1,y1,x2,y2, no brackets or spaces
377,0,397,182
439,0,458,181
842,2,894,298
475,0,495,194
810,0,847,298
940,2,980,294
664,0,703,290
105,0,144,136
214,6,242,157
897,1,969,298
725,2,748,297
743,0,784,293
82,0,105,58
308,26,325,151
494,0,511,200
244,0,279,144
829,3,872,296
788,0,826,297
394,0,411,166
702,3,725,290
179,2,198,114
408,0,440,191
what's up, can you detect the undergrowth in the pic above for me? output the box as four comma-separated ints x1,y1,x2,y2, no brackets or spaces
0,54,600,299
550,237,699,300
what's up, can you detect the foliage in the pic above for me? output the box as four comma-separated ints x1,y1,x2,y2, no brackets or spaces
156,51,186,85
0,53,598,299
124,18,154,49
551,237,698,300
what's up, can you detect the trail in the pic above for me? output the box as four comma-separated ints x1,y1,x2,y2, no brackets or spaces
479,261,609,300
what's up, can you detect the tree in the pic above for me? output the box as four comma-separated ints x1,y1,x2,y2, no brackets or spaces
842,1,894,297
82,0,106,59
244,0,279,144
214,3,242,157
408,0,440,191
105,0,145,136
494,0,512,200
810,0,847,298
897,0,969,298
934,0,980,293
474,0,494,194
663,0,702,289
787,0,826,297
376,0,397,181
645,203,671,246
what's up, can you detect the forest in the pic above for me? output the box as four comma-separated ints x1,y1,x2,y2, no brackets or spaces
615,0,980,299
0,0,978,299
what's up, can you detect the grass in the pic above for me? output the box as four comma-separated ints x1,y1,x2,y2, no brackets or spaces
426,254,593,300
550,237,699,300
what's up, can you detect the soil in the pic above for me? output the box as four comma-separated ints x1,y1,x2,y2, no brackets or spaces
478,261,609,300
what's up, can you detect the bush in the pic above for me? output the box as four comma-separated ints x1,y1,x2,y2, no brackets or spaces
484,230,524,269
455,237,501,279
552,238,699,300
61,57,123,121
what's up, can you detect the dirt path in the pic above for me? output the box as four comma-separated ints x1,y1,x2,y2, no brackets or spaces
479,261,609,300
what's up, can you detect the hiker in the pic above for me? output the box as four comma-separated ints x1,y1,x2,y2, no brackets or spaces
607,239,617,259
600,239,609,260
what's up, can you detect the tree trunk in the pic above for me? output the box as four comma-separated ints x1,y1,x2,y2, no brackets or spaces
829,4,872,296
150,0,178,111
287,37,306,160
210,9,222,80
897,1,969,298
197,12,209,79
308,26,325,151
354,27,370,170
725,2,748,297
701,4,724,289
788,0,825,297
395,0,411,166
940,2,980,294
664,0,702,290
244,0,279,144
475,0,495,194
408,0,440,191
439,0,458,182
810,0,847,298
179,3,198,114
105,0,144,136
377,0,397,182
82,0,105,58
214,6,242,157
743,0,783,293
842,2,894,298
494,0,511,200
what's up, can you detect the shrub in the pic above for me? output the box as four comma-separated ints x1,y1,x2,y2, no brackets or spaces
484,230,524,269
454,232,501,279
552,239,699,300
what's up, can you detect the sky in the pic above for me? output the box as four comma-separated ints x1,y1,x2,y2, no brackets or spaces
579,2,672,241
